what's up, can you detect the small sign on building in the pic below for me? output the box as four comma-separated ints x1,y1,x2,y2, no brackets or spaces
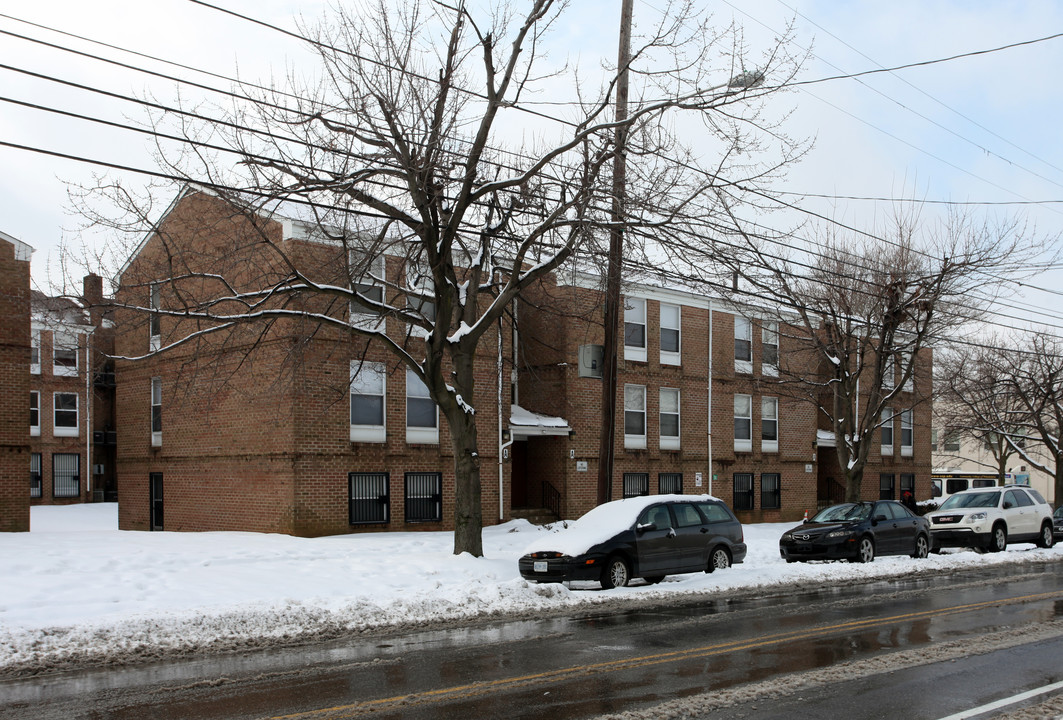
576,461,588,472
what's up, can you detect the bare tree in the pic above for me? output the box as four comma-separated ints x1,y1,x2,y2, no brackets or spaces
697,210,1037,501
75,0,803,554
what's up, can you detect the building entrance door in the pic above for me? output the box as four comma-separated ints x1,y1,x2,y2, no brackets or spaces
149,472,163,531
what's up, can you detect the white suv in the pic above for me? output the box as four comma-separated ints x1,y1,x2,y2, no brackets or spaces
926,485,1054,553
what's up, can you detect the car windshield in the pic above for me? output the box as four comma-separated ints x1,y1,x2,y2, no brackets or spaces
939,491,1000,510
810,503,871,522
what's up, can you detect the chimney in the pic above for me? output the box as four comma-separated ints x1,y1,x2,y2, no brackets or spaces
82,273,104,324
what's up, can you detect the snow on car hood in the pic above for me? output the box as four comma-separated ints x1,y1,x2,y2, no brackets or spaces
521,494,720,557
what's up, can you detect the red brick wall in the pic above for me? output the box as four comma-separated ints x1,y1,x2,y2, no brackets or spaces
0,238,31,531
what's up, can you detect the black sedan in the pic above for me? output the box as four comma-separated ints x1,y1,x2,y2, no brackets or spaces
519,495,746,589
779,500,931,563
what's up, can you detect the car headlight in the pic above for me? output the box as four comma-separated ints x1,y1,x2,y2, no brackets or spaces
966,512,988,523
827,530,851,539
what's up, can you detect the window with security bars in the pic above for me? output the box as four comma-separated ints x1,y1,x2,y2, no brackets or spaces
30,453,42,498
53,453,80,498
404,472,442,522
623,473,649,498
349,472,389,525
659,472,683,494
733,473,754,511
761,473,781,509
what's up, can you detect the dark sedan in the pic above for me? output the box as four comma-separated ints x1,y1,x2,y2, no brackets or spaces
519,495,746,589
779,500,931,563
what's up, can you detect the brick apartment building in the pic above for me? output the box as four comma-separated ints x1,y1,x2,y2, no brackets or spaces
29,274,117,506
113,189,933,536
0,230,33,532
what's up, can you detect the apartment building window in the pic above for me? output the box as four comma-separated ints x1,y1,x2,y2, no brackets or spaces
881,407,894,456
30,453,42,498
151,377,162,447
406,369,438,444
943,433,961,452
761,473,781,510
734,316,752,373
349,472,389,524
659,472,683,494
900,473,915,501
624,384,647,449
53,392,78,437
883,353,895,390
53,453,80,498
624,297,646,362
930,428,938,452
733,473,754,511
350,361,386,443
623,472,649,498
30,391,40,437
734,394,752,452
406,260,436,335
350,253,386,331
762,321,779,376
149,282,161,350
761,396,778,453
659,387,680,450
879,473,895,500
901,409,913,457
660,303,681,365
404,472,442,523
30,331,40,374
902,352,914,392
53,333,78,377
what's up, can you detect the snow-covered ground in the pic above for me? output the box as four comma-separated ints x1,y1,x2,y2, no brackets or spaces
1,503,1060,676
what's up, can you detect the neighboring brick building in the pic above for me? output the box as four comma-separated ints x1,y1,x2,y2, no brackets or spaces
113,189,933,535
28,275,117,505
0,230,33,532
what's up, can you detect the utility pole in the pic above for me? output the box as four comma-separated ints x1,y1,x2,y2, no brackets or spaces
597,0,632,505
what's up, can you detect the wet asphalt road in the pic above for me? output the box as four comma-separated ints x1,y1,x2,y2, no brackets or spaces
3,561,1063,720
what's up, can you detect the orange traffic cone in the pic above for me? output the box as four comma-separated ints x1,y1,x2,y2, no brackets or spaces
803,509,809,521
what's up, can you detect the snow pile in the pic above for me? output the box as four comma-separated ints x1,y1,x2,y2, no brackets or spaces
1,503,1059,676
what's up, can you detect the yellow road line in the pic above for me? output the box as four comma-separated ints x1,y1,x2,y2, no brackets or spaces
270,589,1063,719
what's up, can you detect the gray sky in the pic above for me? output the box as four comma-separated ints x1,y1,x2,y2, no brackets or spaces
2,0,1062,336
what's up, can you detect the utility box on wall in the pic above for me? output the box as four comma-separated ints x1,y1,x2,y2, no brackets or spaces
578,344,604,379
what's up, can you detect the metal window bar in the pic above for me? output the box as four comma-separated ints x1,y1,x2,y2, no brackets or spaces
30,453,42,498
622,473,649,498
733,473,755,511
659,472,683,494
52,453,80,498
761,473,781,510
349,472,389,525
404,472,442,523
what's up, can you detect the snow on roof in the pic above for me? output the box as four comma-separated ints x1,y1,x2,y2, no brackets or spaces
509,405,571,436
522,494,720,557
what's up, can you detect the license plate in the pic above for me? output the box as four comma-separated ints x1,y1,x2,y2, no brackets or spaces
534,561,548,573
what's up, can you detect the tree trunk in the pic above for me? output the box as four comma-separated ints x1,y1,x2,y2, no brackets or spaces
447,349,484,557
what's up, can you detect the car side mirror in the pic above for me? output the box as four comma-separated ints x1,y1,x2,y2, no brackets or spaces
1003,502,1013,510
874,514,888,523
636,522,656,533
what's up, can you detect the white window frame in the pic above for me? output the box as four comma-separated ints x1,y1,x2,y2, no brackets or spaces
151,377,162,447
734,316,752,374
881,407,894,456
405,369,438,444
659,387,680,450
623,297,647,363
350,253,386,331
53,391,78,437
734,393,752,452
762,321,779,377
149,282,161,351
30,390,40,437
624,384,647,449
901,408,913,457
659,303,681,366
30,330,40,374
761,396,778,453
406,260,436,339
350,361,387,443
52,332,78,377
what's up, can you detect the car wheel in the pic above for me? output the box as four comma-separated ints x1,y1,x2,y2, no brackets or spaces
1037,522,1055,549
706,547,731,573
644,575,665,585
988,524,1007,552
912,534,929,559
850,536,875,563
600,555,631,589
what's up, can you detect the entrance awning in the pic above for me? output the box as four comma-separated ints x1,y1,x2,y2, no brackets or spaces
816,429,836,447
509,404,572,438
